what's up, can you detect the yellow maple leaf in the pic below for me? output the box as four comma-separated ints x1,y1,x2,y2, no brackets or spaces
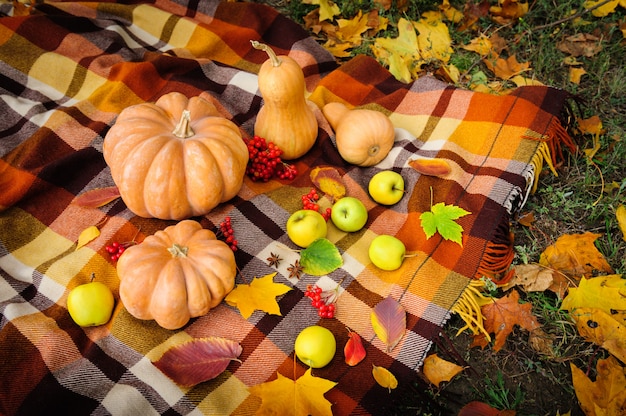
570,356,626,415
224,272,292,319
249,368,337,416
335,10,370,45
302,0,340,22
371,18,421,83
423,353,464,387
439,0,464,23
571,307,626,363
323,39,353,58
462,35,493,56
560,275,626,317
413,13,454,63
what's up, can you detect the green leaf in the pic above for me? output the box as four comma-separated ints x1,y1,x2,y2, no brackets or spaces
300,238,343,276
419,202,471,246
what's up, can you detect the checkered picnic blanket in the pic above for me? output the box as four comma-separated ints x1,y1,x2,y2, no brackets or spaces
0,1,575,414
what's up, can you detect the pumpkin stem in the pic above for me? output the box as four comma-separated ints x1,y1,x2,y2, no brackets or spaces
251,40,282,67
172,110,194,138
168,243,189,258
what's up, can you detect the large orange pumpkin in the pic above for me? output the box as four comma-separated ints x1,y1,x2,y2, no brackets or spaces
103,92,249,220
117,220,236,330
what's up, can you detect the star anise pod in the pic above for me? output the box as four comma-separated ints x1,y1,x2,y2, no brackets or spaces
266,252,282,268
287,259,304,279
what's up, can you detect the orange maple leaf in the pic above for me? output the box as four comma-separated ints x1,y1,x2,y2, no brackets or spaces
539,232,613,278
483,53,530,80
472,290,540,351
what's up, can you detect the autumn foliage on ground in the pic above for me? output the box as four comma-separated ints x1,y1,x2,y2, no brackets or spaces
76,0,624,414
277,0,626,414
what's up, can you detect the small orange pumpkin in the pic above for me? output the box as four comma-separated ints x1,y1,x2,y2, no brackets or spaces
117,220,236,330
103,92,249,220
323,102,395,167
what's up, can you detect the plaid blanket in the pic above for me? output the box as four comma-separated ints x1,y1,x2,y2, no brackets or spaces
0,1,574,414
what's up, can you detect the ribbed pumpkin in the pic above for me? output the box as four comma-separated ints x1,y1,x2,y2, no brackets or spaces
117,220,236,330
103,92,249,220
252,41,318,160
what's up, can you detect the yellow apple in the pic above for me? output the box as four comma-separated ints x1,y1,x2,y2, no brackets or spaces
368,170,405,205
294,325,336,368
368,234,406,271
67,279,115,327
330,196,368,232
286,209,327,247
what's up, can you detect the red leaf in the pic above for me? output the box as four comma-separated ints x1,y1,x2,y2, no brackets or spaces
152,337,242,387
72,186,121,208
458,401,516,416
344,329,366,366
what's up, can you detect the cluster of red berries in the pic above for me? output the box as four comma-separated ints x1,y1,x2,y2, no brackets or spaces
105,241,131,261
301,188,332,221
218,216,238,251
244,135,297,182
304,284,336,319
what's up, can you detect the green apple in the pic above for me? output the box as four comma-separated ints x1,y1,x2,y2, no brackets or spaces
330,196,368,232
368,170,405,205
286,209,328,248
67,279,115,327
368,234,406,271
294,325,336,368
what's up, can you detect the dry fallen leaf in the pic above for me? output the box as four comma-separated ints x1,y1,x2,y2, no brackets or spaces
557,33,603,57
560,274,626,318
72,186,121,208
458,401,517,416
539,232,613,278
502,263,555,292
423,353,464,387
153,337,242,387
309,166,346,201
249,368,337,416
370,296,406,353
224,272,292,319
571,307,626,363
569,66,587,84
344,329,366,366
617,205,626,242
570,355,626,416
76,225,101,250
472,289,541,351
372,365,398,392
408,157,452,177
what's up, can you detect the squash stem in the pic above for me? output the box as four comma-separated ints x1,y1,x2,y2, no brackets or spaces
172,110,194,138
168,243,189,258
250,40,282,67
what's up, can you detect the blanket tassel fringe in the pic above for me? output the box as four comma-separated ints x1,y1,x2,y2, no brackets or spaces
451,118,576,340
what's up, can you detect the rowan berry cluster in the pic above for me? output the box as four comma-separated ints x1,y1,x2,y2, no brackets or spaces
304,284,336,319
105,242,130,261
244,135,297,182
301,188,332,220
218,216,238,251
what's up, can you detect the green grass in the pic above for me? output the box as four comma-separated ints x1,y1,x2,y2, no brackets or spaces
254,0,625,413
